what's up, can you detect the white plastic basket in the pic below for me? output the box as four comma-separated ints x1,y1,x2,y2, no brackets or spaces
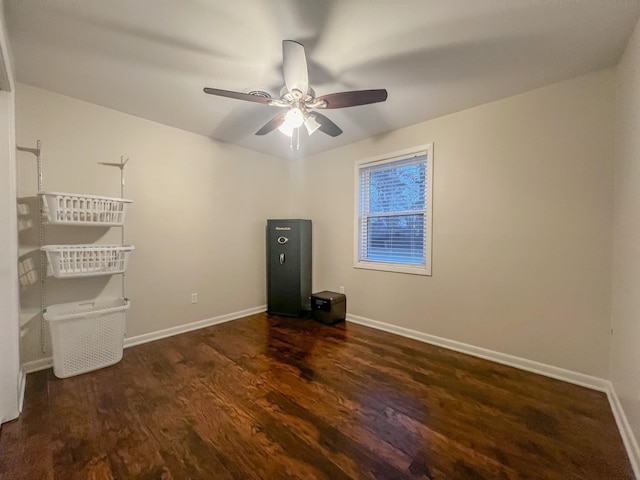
38,192,133,226
42,244,135,278
44,297,130,378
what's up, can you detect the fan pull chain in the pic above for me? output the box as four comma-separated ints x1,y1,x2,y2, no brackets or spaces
290,127,300,151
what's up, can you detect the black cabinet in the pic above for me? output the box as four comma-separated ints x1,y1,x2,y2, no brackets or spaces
266,219,312,317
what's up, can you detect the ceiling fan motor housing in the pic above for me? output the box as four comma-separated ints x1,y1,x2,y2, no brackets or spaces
247,90,271,99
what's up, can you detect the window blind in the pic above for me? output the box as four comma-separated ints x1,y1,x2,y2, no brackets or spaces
358,153,427,266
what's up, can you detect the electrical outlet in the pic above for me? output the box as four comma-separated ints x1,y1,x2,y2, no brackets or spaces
339,286,345,294
191,293,198,304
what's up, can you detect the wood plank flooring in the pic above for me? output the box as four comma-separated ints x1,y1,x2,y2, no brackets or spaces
0,313,634,479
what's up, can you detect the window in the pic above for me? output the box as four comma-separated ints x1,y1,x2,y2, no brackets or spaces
355,144,433,275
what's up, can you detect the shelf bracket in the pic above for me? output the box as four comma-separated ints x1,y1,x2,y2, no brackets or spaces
99,156,129,298
98,156,129,195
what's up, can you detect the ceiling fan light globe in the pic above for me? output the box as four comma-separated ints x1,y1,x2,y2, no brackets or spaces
284,107,304,128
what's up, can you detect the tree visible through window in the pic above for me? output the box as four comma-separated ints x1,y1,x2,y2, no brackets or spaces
355,145,433,275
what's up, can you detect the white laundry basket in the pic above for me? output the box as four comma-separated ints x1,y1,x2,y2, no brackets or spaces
38,192,133,226
44,298,130,378
41,244,134,278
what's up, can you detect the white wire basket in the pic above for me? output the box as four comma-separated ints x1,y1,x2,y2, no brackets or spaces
44,297,130,378
42,244,135,278
38,191,133,226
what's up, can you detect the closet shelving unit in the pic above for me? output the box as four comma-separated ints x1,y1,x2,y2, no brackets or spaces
17,141,47,353
19,142,134,378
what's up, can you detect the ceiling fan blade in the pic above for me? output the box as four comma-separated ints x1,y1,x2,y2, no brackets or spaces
316,89,388,109
312,112,343,137
282,40,309,97
255,112,287,135
203,87,272,104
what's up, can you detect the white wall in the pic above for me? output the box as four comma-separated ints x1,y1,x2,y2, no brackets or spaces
15,84,289,364
611,15,640,448
299,69,615,378
0,0,20,424
14,69,618,380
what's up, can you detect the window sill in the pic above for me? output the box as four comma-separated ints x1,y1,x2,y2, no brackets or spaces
354,260,431,276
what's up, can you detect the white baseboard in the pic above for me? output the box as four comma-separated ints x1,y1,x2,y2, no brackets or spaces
346,314,609,390
18,357,53,413
21,356,53,375
17,367,26,414
123,305,267,349
346,313,640,479
605,383,640,477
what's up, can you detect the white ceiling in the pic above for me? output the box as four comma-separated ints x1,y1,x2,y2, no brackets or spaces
5,0,640,159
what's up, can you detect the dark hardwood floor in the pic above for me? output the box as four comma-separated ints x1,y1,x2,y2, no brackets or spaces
0,313,634,479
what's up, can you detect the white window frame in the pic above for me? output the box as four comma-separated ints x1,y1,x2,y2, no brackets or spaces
354,143,433,276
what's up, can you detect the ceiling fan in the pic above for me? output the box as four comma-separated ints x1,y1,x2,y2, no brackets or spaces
204,40,388,145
